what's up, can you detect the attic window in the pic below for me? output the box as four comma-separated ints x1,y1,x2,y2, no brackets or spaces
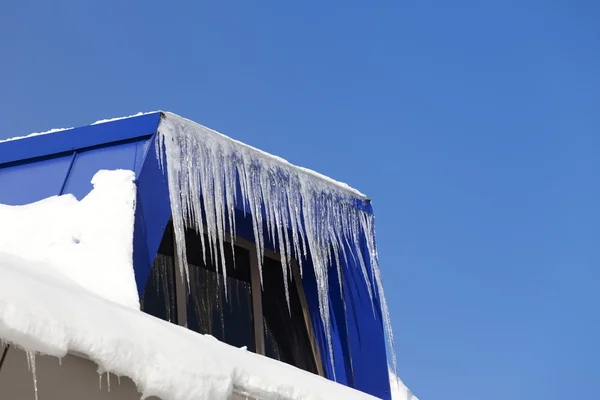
184,230,255,352
262,256,319,374
141,221,323,376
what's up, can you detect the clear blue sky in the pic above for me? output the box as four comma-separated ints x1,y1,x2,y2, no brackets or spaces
2,1,599,399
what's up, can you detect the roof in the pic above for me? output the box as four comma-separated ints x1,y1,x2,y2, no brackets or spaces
0,111,394,399
0,112,162,167
0,111,367,200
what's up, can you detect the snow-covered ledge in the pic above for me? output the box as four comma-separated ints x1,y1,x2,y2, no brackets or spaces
0,169,139,309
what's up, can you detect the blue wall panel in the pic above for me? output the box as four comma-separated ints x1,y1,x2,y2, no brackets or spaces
134,139,153,175
133,135,172,295
328,266,354,386
343,238,391,399
0,113,161,166
0,154,74,205
62,140,146,200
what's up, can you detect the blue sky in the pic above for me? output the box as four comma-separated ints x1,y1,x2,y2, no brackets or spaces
1,1,599,399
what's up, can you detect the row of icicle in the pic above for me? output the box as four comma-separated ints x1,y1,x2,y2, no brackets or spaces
156,112,396,379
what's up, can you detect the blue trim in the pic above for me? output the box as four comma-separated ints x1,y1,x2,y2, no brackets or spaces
132,134,173,295
59,152,78,195
0,112,162,166
343,234,391,399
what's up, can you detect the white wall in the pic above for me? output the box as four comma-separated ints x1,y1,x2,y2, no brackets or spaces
0,345,157,400
0,345,255,400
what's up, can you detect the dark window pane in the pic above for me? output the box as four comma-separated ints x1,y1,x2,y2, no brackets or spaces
261,257,319,374
141,225,177,323
142,220,318,373
264,318,283,361
185,231,255,352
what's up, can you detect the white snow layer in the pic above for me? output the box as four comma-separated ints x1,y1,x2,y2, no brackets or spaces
91,111,158,125
0,111,157,143
389,369,418,400
0,169,139,309
0,170,376,400
0,127,72,143
157,112,396,376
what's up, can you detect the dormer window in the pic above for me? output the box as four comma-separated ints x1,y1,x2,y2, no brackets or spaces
142,221,323,375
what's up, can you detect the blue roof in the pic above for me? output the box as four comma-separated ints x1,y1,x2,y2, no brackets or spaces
0,112,161,167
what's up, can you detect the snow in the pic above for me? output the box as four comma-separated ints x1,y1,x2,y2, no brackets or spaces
389,369,419,400
0,170,139,309
0,127,72,143
91,111,158,125
0,252,378,400
0,111,158,143
0,171,377,400
157,112,396,376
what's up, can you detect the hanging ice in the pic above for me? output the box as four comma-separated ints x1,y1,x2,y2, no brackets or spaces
156,112,396,374
26,350,38,400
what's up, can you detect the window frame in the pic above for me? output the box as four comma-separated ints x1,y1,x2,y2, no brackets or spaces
166,225,324,377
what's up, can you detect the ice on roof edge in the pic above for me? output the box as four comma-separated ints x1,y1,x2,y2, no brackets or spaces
161,112,368,200
0,110,368,200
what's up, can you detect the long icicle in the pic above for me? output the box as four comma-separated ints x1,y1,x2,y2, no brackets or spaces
157,112,397,375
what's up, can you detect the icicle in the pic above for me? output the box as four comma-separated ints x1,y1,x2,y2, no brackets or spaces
157,113,396,374
107,371,111,392
25,350,38,400
26,351,38,400
153,254,176,322
363,212,398,378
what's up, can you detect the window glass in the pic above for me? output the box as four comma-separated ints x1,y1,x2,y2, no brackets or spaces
141,225,177,323
141,221,320,374
264,319,283,361
185,229,255,352
261,257,319,374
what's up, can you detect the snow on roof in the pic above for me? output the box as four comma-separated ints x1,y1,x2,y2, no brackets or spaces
0,251,376,400
0,169,139,309
0,111,156,144
0,127,73,143
0,170,376,400
91,111,159,125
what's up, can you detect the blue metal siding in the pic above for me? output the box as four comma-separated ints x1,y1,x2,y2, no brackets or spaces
343,235,392,399
0,113,161,166
62,140,148,199
328,266,355,386
0,154,74,205
132,134,172,295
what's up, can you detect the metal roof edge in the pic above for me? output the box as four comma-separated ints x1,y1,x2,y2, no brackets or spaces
0,112,162,167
